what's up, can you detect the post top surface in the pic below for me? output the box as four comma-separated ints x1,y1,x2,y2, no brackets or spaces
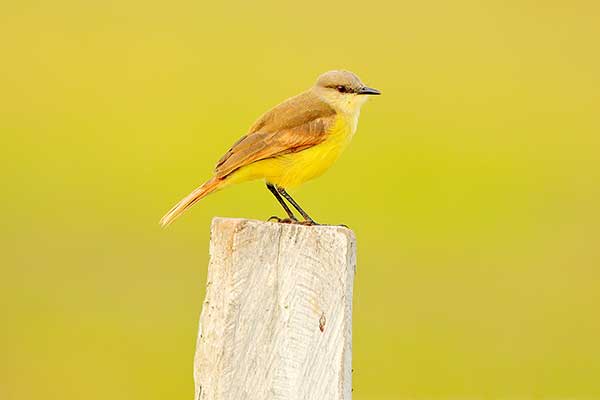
210,217,356,242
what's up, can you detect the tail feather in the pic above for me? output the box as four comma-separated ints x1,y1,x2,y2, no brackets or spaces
160,177,223,228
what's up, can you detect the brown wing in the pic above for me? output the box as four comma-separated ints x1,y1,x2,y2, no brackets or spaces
214,90,336,179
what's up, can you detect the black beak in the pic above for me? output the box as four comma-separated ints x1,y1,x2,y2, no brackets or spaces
357,86,381,95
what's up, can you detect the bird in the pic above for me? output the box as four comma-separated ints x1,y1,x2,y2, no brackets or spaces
160,70,380,227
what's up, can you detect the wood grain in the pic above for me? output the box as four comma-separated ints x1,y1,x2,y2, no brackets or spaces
194,217,356,400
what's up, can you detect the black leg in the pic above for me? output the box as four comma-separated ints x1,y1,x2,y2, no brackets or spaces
266,183,297,221
276,186,318,225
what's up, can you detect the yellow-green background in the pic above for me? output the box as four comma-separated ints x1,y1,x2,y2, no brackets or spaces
2,0,599,399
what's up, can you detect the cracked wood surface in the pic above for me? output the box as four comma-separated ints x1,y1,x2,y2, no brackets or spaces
194,217,356,400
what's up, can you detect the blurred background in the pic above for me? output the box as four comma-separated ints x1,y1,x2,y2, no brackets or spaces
2,0,599,399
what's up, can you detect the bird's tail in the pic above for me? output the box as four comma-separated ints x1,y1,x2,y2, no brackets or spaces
160,177,224,228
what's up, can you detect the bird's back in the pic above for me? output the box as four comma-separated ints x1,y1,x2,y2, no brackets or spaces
247,90,335,134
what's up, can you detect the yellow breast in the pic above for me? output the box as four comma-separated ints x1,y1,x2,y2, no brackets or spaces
266,114,355,188
227,114,356,189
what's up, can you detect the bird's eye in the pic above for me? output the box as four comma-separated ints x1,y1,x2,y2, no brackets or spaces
336,85,348,93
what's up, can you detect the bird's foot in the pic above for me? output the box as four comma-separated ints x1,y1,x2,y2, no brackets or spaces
268,216,320,226
268,216,298,224
298,220,319,226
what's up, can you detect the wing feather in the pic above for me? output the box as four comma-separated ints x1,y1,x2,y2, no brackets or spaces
214,91,336,179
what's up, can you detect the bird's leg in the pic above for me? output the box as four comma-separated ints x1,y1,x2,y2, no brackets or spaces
276,186,318,225
266,183,298,223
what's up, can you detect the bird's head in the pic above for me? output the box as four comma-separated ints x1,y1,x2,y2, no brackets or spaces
313,70,380,115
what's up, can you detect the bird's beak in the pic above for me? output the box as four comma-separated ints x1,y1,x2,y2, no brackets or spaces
357,86,381,95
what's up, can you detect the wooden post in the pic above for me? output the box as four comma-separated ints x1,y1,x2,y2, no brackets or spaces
194,217,356,400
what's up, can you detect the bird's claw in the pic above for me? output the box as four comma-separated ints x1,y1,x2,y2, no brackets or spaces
267,216,319,226
267,216,298,224
298,220,319,226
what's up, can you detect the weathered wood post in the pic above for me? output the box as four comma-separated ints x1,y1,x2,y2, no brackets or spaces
194,217,356,400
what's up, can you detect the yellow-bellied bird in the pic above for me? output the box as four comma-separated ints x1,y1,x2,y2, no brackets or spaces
160,70,380,227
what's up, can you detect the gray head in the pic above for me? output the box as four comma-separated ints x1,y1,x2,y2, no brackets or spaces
315,70,381,96
312,70,380,114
